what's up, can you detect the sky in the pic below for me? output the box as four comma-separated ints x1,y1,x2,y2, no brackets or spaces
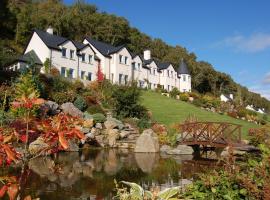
64,0,270,99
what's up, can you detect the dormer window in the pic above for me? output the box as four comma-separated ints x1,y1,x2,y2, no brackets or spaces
62,48,66,57
124,56,128,65
70,50,74,59
89,55,93,63
81,53,85,62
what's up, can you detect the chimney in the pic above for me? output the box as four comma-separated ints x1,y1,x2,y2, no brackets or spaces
143,50,151,60
46,26,53,35
229,94,233,99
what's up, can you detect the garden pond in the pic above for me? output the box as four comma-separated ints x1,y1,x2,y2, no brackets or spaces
1,148,221,199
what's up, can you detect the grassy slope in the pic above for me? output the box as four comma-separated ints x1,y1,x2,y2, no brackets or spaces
141,91,260,138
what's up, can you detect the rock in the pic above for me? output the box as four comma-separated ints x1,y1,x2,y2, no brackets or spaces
160,145,172,152
104,118,124,130
91,127,101,136
83,119,94,129
60,102,83,118
119,130,130,139
81,127,90,134
166,145,193,155
29,137,49,155
95,123,103,129
134,129,159,153
188,97,194,102
107,129,119,147
44,101,60,115
95,135,105,147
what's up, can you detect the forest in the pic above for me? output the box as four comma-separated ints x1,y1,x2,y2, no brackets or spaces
0,0,269,112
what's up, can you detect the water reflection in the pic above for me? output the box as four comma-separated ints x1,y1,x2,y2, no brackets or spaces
2,149,218,199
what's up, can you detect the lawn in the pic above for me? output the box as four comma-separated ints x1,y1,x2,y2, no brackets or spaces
141,91,260,138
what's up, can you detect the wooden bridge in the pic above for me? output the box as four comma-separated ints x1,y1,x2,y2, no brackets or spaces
179,122,242,148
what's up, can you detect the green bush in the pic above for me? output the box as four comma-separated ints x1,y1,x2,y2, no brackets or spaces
74,96,87,111
86,104,104,114
179,93,189,102
112,82,148,119
237,108,248,118
169,87,180,99
137,116,151,132
51,91,76,104
192,98,204,107
92,113,106,123
52,76,73,92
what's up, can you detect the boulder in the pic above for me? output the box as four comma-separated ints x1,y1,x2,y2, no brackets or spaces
95,135,105,147
107,129,119,147
119,130,130,139
134,129,159,153
95,123,103,129
29,137,49,155
160,145,172,153
43,101,60,115
91,127,101,136
166,145,193,155
104,117,124,130
60,102,83,118
83,119,94,129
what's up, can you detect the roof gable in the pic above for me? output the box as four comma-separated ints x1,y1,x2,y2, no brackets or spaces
18,50,43,65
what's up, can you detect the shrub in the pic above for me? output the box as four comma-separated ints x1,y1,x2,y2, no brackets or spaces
179,93,189,102
51,91,76,104
192,98,204,107
227,111,238,118
72,79,85,94
137,116,151,132
237,108,248,118
52,76,73,93
169,87,180,99
50,67,60,77
112,82,148,119
86,104,104,114
74,96,87,111
92,113,106,123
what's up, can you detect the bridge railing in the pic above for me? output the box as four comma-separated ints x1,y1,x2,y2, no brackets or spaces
179,122,242,147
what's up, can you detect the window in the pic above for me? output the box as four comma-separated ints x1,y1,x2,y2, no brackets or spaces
124,75,128,85
61,67,66,77
171,71,173,78
188,75,191,82
138,63,141,71
81,71,85,79
89,55,93,63
88,72,92,81
183,75,186,81
139,80,144,88
68,68,74,78
132,63,136,70
81,53,85,62
119,74,123,84
124,56,128,65
167,85,170,91
62,48,66,57
167,70,170,77
149,83,152,89
153,69,156,75
70,50,74,59
111,73,114,82
119,55,123,63
154,84,156,88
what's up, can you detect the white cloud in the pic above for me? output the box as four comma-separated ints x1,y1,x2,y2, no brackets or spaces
217,32,270,53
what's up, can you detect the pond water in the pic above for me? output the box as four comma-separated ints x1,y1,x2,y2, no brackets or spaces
2,148,219,199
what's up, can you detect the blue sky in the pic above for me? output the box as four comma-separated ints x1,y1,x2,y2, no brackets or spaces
65,0,270,99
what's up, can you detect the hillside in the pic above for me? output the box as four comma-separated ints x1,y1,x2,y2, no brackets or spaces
141,91,260,137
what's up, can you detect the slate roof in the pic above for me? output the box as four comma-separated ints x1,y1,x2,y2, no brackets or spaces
34,29,88,51
84,38,120,57
156,61,171,70
17,50,42,65
178,59,190,74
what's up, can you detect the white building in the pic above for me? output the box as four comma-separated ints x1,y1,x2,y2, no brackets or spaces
220,94,234,102
10,28,192,92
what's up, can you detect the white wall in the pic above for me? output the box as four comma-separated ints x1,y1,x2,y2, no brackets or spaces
78,46,98,81
24,32,50,63
220,94,229,102
179,74,191,92
159,65,178,91
133,56,148,88
147,61,160,90
110,48,132,84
